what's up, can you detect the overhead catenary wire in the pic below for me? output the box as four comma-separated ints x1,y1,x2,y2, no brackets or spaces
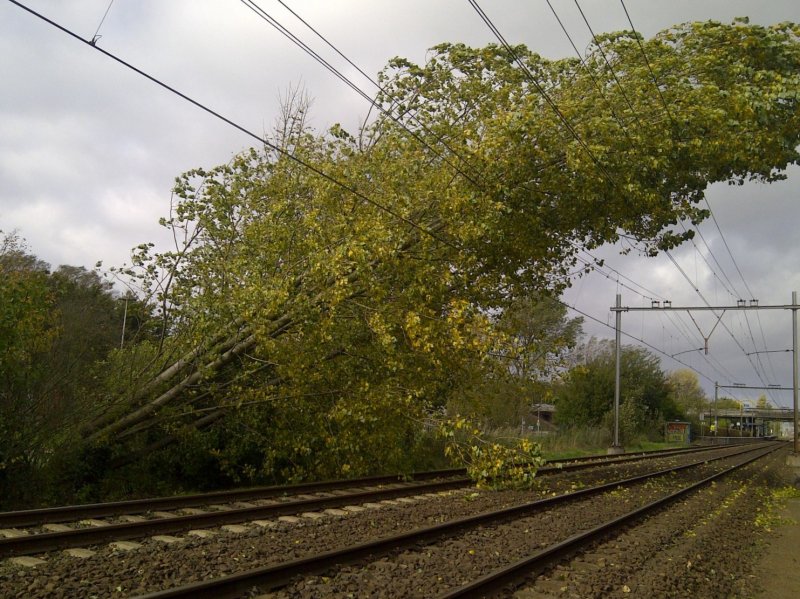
695,216,777,390
471,0,787,398
577,2,782,398
556,298,716,385
466,0,621,187
252,0,687,319
544,0,635,145
13,0,789,431
90,0,114,45
618,0,681,135
664,248,779,402
471,0,727,387
5,0,457,251
239,0,490,192
572,0,640,121
619,0,784,402
669,221,776,393
703,195,782,386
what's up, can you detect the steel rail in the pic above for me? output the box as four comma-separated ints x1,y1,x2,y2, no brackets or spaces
0,443,730,528
0,477,466,558
0,444,747,558
0,469,465,527
438,443,781,598
130,443,777,599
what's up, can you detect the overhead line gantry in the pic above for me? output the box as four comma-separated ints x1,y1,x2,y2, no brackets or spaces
610,293,800,457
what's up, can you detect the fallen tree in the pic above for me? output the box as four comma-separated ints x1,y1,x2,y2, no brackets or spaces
74,20,800,482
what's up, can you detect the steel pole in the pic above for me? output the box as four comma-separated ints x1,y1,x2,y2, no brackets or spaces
614,293,622,448
714,381,718,439
793,291,799,453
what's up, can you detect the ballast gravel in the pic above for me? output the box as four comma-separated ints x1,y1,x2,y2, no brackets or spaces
0,445,789,598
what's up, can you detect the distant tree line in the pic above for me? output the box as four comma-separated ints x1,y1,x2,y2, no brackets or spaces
0,231,154,506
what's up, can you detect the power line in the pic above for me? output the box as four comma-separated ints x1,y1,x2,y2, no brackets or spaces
469,0,744,390
618,0,681,136
90,0,114,45
617,1,783,399
7,0,457,250
274,0,380,97
572,0,639,120
466,0,619,186
16,0,782,399
581,1,780,393
536,12,743,382
239,0,489,192
476,0,759,389
688,222,743,299
265,0,686,321
544,0,634,145
702,195,780,385
664,249,776,392
566,4,743,307
556,298,715,385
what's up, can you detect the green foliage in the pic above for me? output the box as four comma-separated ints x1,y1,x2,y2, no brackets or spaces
438,416,545,489
0,232,58,503
10,19,800,501
714,396,742,409
0,231,158,508
447,293,581,428
0,232,56,388
555,343,678,442
667,369,708,417
496,294,584,380
666,369,708,432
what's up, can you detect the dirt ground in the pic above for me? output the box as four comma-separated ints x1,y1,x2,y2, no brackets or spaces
755,497,800,599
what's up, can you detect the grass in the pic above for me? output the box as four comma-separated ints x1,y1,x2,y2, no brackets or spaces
484,426,688,461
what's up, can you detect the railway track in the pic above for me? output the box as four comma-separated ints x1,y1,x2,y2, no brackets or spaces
440,442,781,598
117,441,778,599
0,442,727,528
0,443,735,559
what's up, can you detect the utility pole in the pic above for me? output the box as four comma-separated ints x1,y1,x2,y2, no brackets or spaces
793,291,799,454
611,293,800,462
609,294,624,455
714,381,718,441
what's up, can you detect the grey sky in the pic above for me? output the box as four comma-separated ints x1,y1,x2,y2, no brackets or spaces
1,0,798,403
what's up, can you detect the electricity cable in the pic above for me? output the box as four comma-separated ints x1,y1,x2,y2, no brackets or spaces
90,0,114,44
520,0,780,394
571,1,781,394
618,0,681,135
572,0,640,120
6,0,457,250
15,0,776,409
466,0,620,186
619,0,782,398
703,196,782,386
665,249,775,392
239,0,489,191
544,0,634,145
555,298,715,385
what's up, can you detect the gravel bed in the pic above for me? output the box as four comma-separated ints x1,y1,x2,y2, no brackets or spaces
514,450,793,598
0,445,770,598
265,451,758,598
